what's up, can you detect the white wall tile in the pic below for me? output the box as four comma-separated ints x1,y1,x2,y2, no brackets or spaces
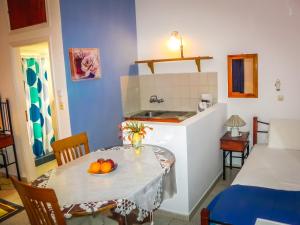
120,76,141,115
139,75,155,87
208,73,218,86
120,73,218,113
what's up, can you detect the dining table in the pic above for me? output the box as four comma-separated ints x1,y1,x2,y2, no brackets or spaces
32,144,176,222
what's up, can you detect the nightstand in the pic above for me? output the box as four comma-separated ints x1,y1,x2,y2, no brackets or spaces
220,131,249,180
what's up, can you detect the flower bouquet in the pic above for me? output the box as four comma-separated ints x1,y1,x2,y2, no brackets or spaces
120,121,153,153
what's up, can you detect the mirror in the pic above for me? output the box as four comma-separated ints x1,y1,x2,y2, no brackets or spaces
228,54,258,98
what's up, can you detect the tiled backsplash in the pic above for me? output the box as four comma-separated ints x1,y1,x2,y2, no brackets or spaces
120,76,141,115
120,72,218,115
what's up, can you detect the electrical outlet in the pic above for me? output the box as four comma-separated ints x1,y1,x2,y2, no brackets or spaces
59,102,64,110
277,95,284,101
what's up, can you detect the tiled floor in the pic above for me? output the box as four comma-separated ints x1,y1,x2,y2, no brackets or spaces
0,164,239,225
35,159,58,177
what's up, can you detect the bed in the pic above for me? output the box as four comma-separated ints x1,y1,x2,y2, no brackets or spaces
200,117,300,225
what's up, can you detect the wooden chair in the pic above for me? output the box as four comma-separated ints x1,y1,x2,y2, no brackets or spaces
51,132,90,166
11,176,66,225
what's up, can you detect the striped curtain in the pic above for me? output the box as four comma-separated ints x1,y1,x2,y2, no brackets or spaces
22,57,55,158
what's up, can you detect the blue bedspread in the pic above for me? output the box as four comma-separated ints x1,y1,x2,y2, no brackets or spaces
208,185,300,225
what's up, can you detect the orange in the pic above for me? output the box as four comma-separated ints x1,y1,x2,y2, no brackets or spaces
100,162,112,173
89,162,101,173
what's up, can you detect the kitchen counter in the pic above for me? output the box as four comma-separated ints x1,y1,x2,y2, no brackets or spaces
123,103,227,216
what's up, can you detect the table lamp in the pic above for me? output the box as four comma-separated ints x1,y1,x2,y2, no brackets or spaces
225,115,246,137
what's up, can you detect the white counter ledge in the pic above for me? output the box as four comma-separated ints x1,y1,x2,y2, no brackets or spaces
123,103,227,218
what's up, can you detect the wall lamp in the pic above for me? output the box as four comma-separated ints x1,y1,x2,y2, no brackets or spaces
168,31,184,58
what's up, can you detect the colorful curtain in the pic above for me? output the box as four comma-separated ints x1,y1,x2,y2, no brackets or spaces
22,57,55,158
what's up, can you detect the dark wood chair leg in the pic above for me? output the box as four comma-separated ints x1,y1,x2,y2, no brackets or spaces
241,151,245,166
223,151,226,180
117,216,126,225
247,142,250,157
11,144,21,180
201,208,210,225
109,211,127,225
110,209,151,225
229,152,232,169
253,117,258,145
0,151,9,178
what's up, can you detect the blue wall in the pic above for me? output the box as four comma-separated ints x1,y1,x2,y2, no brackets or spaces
60,0,138,150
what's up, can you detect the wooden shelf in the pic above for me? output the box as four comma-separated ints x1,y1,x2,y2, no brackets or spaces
135,56,213,74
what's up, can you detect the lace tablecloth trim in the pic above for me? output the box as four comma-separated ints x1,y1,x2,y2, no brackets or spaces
32,170,54,188
114,175,164,221
33,145,175,222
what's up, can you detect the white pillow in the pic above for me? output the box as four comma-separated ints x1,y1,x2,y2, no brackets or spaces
268,119,300,150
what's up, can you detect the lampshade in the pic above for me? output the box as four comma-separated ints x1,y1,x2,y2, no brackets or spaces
168,31,184,58
224,115,246,128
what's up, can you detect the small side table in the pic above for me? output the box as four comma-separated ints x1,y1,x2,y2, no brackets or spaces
220,132,249,180
0,133,21,180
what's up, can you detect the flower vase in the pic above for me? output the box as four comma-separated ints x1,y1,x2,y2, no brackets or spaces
131,132,142,154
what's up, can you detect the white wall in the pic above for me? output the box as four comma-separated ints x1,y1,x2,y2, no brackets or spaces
185,104,226,211
135,0,300,143
0,0,71,181
133,122,190,214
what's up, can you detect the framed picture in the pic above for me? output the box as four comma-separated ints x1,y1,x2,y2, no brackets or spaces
69,48,101,81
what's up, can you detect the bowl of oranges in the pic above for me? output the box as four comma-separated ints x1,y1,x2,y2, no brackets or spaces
87,158,117,175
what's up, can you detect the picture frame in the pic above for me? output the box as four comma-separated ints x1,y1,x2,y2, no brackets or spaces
69,48,101,81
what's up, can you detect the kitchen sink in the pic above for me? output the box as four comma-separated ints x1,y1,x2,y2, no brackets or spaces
129,110,196,121
132,111,164,118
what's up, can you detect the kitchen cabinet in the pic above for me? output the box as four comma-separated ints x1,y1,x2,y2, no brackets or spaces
7,0,47,30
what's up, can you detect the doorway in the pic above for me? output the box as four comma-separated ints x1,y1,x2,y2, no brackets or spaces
19,42,58,168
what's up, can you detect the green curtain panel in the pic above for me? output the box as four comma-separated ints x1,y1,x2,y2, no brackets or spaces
22,57,55,158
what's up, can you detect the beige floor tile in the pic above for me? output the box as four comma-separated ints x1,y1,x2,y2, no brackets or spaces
169,218,193,225
36,159,58,177
191,168,240,225
142,213,173,225
66,214,118,225
1,211,30,225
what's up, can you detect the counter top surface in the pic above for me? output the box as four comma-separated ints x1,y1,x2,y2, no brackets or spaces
124,104,225,126
124,110,196,123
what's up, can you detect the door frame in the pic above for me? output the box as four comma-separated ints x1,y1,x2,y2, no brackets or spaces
10,37,71,180
18,40,59,166
1,0,71,181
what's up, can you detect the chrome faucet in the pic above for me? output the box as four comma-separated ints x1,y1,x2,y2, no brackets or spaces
149,95,164,103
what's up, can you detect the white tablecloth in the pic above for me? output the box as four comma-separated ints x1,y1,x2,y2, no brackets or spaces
34,145,176,221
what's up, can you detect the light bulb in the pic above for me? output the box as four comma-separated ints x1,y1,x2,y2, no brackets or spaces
168,31,181,51
168,36,181,51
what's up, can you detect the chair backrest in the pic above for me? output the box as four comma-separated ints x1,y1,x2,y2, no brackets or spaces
51,132,90,166
0,98,12,134
11,176,66,225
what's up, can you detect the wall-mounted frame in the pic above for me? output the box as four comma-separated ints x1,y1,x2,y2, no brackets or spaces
228,54,258,98
69,48,101,81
